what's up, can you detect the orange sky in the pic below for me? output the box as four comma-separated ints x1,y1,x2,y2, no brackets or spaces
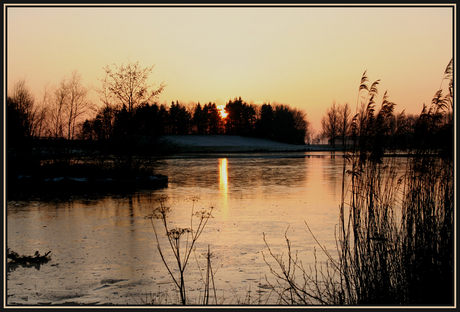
5,4,454,133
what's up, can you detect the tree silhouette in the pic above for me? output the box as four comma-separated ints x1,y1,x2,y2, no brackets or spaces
7,78,48,141
338,102,351,149
192,103,204,134
204,102,221,134
224,97,257,136
272,104,297,144
321,101,340,148
96,61,167,173
255,103,274,139
7,79,34,143
99,61,166,114
291,107,309,144
225,97,243,135
169,101,191,134
46,71,93,139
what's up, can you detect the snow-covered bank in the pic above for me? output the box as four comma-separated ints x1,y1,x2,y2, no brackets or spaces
161,135,335,153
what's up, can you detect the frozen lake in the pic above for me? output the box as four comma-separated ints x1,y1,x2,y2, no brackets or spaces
6,151,350,306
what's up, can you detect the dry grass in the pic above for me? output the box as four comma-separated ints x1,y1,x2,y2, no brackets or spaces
263,61,454,305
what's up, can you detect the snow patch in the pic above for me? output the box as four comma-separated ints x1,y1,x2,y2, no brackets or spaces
162,134,309,151
70,177,88,182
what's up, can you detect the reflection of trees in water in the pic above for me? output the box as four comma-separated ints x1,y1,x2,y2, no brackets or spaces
228,157,308,199
7,261,48,274
322,154,345,200
159,158,220,189
160,155,355,202
7,248,52,274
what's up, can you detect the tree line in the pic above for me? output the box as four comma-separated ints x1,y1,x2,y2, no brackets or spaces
7,70,94,146
79,97,309,145
8,59,452,152
320,60,453,155
6,59,453,192
7,61,313,180
7,63,311,147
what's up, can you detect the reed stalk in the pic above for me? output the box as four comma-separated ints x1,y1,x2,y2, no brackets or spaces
264,60,454,305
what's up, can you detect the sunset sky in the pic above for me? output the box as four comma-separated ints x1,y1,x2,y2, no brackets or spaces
5,4,454,133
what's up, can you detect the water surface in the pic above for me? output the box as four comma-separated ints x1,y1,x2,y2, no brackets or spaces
7,151,349,305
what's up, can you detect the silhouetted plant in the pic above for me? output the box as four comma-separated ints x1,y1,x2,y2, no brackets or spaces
194,244,218,305
145,196,215,305
271,104,308,144
338,64,453,305
264,60,453,305
7,247,52,272
262,226,340,305
225,97,256,136
338,102,352,150
321,101,340,148
255,103,274,138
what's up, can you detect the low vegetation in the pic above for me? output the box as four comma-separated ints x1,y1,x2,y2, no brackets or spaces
145,196,217,305
263,59,454,305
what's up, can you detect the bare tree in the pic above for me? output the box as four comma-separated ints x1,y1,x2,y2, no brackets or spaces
99,61,166,114
66,70,93,140
95,61,166,173
50,78,68,138
306,125,316,145
292,107,309,144
8,78,52,139
38,83,54,138
321,101,340,148
338,102,351,149
49,71,93,139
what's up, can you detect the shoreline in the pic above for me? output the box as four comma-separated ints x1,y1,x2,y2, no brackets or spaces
162,134,338,153
6,135,435,200
161,135,420,156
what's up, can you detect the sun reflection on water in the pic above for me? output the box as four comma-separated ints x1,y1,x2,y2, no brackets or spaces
219,158,228,216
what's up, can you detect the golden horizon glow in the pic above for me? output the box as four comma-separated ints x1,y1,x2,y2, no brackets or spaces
6,5,453,132
218,105,228,119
